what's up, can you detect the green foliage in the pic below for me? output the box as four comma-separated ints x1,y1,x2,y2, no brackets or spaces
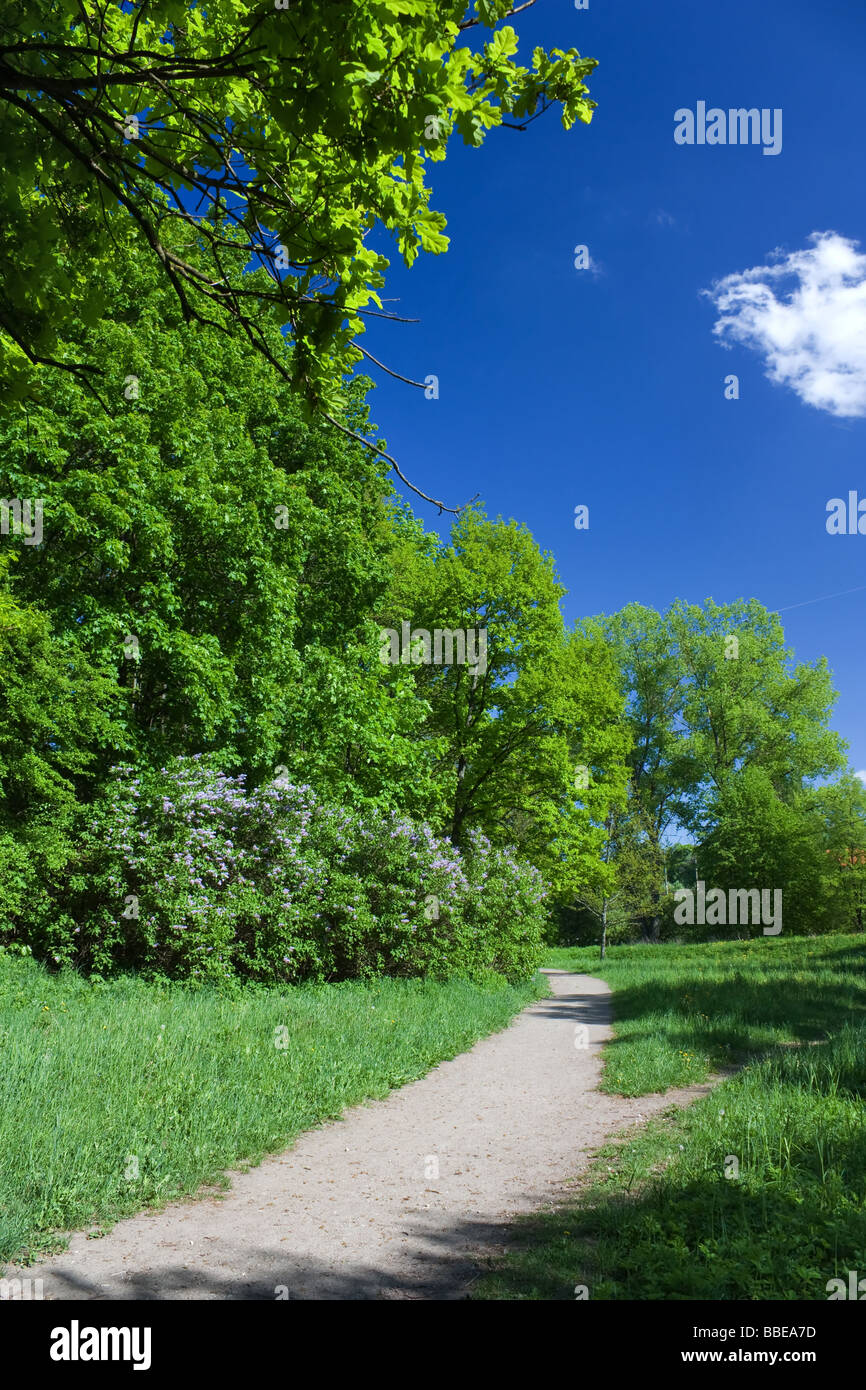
32,757,547,985
0,0,597,410
585,603,688,846
0,563,123,942
577,597,859,944
810,774,866,932
379,507,630,898
697,767,835,937
569,798,667,949
665,598,844,826
0,228,435,816
2,184,863,986
0,566,121,820
0,233,579,985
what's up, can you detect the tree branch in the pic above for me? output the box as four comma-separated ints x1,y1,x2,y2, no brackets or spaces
321,411,477,515
459,1,538,31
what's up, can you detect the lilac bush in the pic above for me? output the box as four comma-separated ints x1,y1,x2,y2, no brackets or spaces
67,757,547,984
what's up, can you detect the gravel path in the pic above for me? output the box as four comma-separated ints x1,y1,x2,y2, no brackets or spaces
9,970,714,1300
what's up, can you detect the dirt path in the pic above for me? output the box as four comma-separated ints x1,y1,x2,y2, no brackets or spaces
10,970,714,1300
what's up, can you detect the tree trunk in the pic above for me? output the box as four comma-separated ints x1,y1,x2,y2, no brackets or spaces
450,754,467,844
639,914,660,943
600,898,607,960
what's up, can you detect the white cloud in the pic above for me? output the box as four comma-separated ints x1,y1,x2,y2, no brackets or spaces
703,232,866,418
856,770,866,785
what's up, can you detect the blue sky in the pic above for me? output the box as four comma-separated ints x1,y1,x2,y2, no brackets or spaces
361,0,866,775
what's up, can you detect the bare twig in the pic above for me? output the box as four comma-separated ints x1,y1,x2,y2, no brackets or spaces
322,411,477,515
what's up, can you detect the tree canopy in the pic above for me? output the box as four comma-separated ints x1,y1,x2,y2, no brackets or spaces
574,598,856,943
379,507,630,895
0,227,437,812
0,0,597,438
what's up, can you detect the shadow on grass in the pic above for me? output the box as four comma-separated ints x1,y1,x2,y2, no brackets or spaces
18,1135,866,1302
480,1020,866,1301
604,969,866,1056
10,957,866,1303
475,1147,866,1301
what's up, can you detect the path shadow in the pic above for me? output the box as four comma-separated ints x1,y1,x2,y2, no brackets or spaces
8,1207,571,1301
529,989,611,1028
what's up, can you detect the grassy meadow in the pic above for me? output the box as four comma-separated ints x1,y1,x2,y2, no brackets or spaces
478,934,866,1300
0,949,543,1268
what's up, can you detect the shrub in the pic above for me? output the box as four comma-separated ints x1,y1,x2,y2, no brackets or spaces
42,757,546,985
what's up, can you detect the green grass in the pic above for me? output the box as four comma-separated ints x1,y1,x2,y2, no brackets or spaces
0,949,545,1268
547,935,866,1094
478,933,866,1300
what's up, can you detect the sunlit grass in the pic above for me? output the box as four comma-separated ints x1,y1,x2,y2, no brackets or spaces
0,950,544,1266
546,935,866,1094
478,934,866,1300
